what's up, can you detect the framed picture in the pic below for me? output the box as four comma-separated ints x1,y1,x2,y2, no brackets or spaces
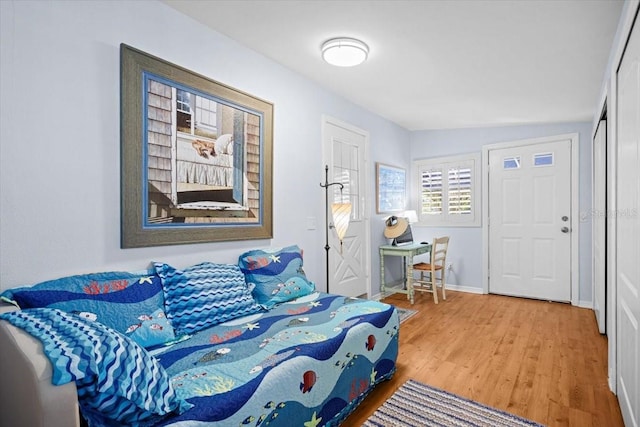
376,163,406,214
120,44,273,248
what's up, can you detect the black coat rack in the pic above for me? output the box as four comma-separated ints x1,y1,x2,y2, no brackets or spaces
319,165,344,293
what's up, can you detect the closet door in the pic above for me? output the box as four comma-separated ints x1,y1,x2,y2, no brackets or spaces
616,13,639,427
593,119,607,334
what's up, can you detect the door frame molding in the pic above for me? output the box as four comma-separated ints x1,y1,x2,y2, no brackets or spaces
591,0,639,395
482,133,580,306
594,85,618,396
321,115,372,297
592,117,607,334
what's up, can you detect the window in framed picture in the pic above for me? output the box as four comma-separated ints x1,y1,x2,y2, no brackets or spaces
376,163,406,214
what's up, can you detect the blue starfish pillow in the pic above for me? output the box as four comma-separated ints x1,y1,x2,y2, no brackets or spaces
238,245,316,308
0,270,176,349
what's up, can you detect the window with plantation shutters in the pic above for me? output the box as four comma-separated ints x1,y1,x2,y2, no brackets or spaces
420,169,443,215
447,167,472,215
413,153,481,227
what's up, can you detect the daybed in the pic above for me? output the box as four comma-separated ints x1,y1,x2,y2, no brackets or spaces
0,246,398,427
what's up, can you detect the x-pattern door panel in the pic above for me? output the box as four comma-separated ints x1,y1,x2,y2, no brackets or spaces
324,119,368,297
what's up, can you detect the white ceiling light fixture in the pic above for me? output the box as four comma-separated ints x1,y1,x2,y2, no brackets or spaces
321,37,369,67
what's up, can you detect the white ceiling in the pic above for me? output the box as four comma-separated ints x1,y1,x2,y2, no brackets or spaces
163,0,623,131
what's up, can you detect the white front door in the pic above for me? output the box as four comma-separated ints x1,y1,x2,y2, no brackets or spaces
593,119,607,334
488,137,572,302
323,117,370,297
616,15,639,427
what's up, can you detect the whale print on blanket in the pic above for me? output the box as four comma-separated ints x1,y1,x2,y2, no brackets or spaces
151,292,399,426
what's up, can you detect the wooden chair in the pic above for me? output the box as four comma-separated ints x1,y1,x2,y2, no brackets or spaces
412,236,450,303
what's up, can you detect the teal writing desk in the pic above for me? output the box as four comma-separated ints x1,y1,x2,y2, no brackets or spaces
379,242,431,304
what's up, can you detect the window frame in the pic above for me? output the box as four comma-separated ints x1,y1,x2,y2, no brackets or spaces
412,152,481,227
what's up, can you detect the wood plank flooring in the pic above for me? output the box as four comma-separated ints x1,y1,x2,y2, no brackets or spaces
343,291,624,426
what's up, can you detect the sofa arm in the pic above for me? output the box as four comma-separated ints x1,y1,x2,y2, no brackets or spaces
0,304,80,427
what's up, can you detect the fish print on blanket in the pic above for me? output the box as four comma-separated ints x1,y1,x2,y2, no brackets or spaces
366,334,377,351
147,292,399,426
249,349,297,374
300,370,317,393
194,347,231,364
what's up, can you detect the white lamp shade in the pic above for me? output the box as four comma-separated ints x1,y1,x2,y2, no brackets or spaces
404,210,419,224
331,202,352,241
322,38,369,67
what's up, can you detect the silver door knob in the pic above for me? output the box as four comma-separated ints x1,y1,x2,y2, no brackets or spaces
561,227,569,233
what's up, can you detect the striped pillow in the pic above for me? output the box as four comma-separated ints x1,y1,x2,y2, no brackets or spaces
154,262,262,335
0,308,190,425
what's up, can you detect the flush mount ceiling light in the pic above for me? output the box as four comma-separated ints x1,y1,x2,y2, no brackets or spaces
321,37,369,67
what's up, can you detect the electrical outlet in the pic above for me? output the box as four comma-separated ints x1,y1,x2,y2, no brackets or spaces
446,263,453,271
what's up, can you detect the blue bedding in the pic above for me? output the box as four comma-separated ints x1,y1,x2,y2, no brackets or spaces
1,292,398,426
154,292,399,426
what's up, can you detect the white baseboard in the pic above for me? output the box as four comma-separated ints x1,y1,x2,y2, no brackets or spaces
370,292,383,301
373,289,593,310
445,284,484,294
609,368,616,394
578,300,593,309
372,286,593,308
370,284,484,301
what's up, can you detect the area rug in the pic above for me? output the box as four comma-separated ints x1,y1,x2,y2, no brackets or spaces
396,307,418,324
364,379,544,427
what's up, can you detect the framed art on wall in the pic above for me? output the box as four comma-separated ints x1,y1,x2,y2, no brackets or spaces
376,162,406,214
120,44,273,248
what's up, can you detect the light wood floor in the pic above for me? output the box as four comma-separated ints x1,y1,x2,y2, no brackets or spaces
343,291,624,426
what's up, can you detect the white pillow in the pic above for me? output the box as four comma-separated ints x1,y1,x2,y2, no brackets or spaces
215,134,233,155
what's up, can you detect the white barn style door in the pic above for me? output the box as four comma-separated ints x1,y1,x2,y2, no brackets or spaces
322,116,370,297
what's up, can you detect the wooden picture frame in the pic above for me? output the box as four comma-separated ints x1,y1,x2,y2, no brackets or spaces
120,44,273,248
376,163,406,214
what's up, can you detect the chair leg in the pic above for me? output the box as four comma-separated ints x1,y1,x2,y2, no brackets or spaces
431,271,438,304
441,270,446,300
414,270,440,304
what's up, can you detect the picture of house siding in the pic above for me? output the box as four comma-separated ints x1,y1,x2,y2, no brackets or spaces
145,78,262,226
